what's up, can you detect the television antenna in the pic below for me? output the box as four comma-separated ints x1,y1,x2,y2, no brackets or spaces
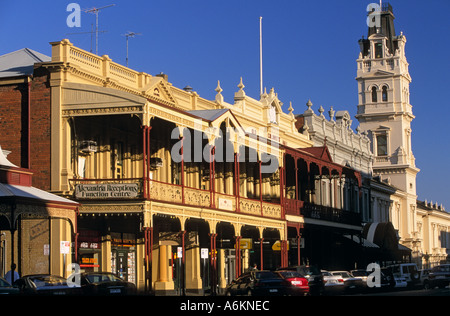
123,31,142,67
84,4,116,55
66,24,107,53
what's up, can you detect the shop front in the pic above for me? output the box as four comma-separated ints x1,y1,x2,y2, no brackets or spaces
111,234,137,284
76,210,144,287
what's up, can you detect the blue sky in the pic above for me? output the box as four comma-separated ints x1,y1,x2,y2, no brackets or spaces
1,0,449,209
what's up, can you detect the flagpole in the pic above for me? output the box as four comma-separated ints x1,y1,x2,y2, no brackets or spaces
259,16,263,96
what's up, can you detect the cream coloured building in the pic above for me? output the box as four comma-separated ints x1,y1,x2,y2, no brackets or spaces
355,4,449,267
0,37,368,294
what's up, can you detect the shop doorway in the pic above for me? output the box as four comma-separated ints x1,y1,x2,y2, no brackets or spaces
112,247,136,284
111,232,137,284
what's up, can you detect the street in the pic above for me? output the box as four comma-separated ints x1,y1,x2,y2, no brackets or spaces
344,287,450,296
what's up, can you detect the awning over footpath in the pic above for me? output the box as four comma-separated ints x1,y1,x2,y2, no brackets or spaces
362,222,412,261
0,146,78,229
344,235,379,248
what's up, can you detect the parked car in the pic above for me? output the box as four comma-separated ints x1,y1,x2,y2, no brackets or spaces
225,271,290,296
330,271,365,293
277,265,324,295
393,276,408,288
321,270,345,294
380,267,408,288
350,269,368,282
387,263,420,287
380,268,396,289
424,264,450,289
276,270,309,296
419,269,431,289
79,272,136,295
13,274,82,295
0,277,19,295
350,269,369,288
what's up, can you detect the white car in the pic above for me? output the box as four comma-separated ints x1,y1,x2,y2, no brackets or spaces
330,271,365,292
394,276,408,288
321,270,345,294
387,263,420,287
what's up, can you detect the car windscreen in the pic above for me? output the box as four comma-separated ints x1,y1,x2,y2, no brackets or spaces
278,271,304,278
255,272,280,279
29,276,67,287
402,265,418,274
333,272,352,278
85,274,122,283
352,271,367,276
0,278,12,287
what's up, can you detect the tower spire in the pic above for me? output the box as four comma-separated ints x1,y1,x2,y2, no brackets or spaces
356,3,419,194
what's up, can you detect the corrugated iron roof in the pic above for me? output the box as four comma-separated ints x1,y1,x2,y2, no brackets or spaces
0,48,50,78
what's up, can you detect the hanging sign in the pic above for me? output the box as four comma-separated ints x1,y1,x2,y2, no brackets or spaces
240,238,253,250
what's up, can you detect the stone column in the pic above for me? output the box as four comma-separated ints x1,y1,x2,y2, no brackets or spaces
154,244,174,295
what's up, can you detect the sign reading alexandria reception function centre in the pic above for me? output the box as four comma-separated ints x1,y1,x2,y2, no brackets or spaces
75,183,140,199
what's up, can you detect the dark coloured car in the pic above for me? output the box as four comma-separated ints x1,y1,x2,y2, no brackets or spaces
13,274,82,295
0,277,19,295
79,272,136,295
424,264,450,289
277,265,324,295
226,271,290,296
276,270,309,296
380,268,396,289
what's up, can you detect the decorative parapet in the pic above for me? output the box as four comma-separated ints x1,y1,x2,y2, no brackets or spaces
50,39,154,95
296,100,373,176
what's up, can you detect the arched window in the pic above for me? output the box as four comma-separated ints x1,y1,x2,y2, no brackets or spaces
371,87,378,103
382,86,388,102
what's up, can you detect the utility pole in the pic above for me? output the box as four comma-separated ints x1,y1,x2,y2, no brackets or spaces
259,16,263,96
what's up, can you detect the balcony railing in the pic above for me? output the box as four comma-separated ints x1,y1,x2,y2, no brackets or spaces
285,198,360,226
284,199,303,216
70,178,282,219
301,202,361,226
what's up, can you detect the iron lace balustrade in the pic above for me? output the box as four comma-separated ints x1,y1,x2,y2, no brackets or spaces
301,202,361,226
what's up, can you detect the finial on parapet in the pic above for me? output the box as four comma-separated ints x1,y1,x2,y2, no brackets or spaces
215,80,224,104
234,77,246,101
288,101,294,114
304,99,314,116
318,105,325,117
328,106,335,121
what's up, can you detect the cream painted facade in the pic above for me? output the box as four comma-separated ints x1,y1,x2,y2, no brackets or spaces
355,5,449,267
38,39,325,293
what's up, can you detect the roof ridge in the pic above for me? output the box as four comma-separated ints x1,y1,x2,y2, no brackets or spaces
0,48,50,62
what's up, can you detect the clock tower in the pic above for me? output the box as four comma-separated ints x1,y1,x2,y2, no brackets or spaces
356,3,419,197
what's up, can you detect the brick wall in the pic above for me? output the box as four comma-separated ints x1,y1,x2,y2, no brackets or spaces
0,82,25,167
29,68,51,190
0,67,52,190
